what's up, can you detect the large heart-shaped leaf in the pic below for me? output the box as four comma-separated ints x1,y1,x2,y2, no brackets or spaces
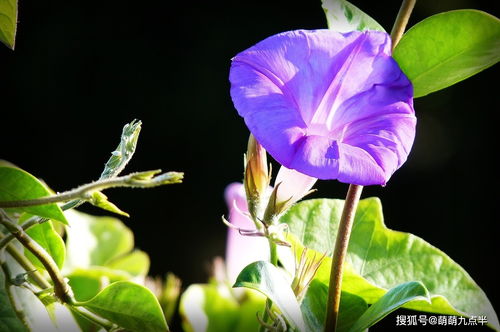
280,198,499,331
77,281,168,332
393,10,500,98
322,0,384,33
0,166,68,224
234,261,306,331
0,0,17,49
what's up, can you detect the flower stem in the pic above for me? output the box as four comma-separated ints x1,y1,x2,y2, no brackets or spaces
390,0,417,50
324,2,417,331
324,184,363,332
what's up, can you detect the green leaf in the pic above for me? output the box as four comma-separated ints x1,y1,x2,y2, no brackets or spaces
234,261,306,331
281,198,499,331
393,10,500,98
88,191,129,217
0,166,68,224
349,281,430,332
322,0,384,32
23,220,65,271
67,267,131,302
301,280,368,332
77,281,169,332
0,0,17,49
0,269,28,332
105,250,150,277
64,210,133,271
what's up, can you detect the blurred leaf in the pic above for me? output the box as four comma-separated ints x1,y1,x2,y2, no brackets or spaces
3,253,79,331
349,281,430,332
23,221,65,271
280,198,499,331
234,261,306,331
180,284,239,332
0,0,17,49
105,250,150,277
88,191,129,217
322,0,384,32
78,281,168,332
0,166,68,224
393,10,500,98
64,210,133,271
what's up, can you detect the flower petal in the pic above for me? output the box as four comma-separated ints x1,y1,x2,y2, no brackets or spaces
224,183,269,283
230,29,416,185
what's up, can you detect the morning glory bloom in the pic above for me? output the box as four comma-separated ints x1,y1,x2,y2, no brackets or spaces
230,30,416,185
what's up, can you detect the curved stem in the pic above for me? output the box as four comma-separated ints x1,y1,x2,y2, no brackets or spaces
0,233,51,289
390,0,417,50
324,184,363,332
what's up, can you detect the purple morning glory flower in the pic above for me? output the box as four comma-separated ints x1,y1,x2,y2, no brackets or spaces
230,30,416,185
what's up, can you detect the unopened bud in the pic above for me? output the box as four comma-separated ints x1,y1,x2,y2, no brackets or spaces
244,135,270,219
264,166,317,221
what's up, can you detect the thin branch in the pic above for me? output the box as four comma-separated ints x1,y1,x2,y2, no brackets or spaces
0,232,51,289
0,210,73,303
0,170,183,208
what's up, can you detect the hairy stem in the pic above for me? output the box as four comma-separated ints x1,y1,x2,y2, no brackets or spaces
324,184,363,332
0,210,73,303
0,170,183,208
390,0,417,50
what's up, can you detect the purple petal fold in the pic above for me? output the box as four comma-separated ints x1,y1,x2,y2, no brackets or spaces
230,29,416,185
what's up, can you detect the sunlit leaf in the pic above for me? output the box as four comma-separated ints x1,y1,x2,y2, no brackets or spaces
77,281,168,332
0,166,68,224
393,10,500,98
280,198,499,331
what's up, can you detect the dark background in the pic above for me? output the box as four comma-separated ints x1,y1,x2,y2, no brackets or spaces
1,0,497,330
